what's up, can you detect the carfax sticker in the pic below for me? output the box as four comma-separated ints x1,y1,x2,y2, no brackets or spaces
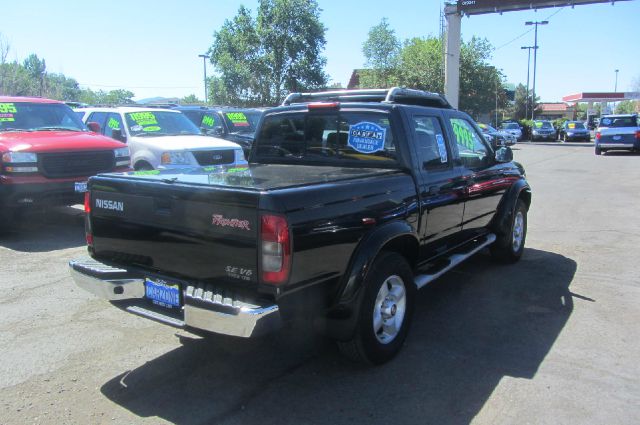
435,134,448,163
348,122,386,154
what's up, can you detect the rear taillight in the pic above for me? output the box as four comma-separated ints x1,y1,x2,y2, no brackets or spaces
260,214,291,285
84,191,91,213
595,132,601,140
635,130,640,140
84,191,93,247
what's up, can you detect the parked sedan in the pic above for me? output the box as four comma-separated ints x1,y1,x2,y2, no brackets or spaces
500,122,523,142
559,121,591,142
478,123,516,148
531,120,556,141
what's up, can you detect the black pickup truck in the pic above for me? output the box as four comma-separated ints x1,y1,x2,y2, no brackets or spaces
69,88,531,364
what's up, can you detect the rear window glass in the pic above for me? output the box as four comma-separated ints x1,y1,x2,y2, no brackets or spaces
599,116,637,128
254,111,398,166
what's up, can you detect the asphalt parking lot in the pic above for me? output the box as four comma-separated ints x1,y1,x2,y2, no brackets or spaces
1,142,638,425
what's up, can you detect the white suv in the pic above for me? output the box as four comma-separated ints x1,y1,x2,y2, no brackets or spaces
77,106,247,170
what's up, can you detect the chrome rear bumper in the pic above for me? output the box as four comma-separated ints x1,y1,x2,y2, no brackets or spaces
69,257,281,338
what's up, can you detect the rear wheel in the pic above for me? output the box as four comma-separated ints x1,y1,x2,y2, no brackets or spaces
491,199,527,263
338,252,416,365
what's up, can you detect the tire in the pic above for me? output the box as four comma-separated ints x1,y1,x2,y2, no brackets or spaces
490,199,527,263
595,146,602,155
134,161,154,171
337,252,416,365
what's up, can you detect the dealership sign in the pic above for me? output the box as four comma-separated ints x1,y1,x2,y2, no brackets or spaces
457,0,631,15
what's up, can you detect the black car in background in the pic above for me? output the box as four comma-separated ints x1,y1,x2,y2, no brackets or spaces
558,121,591,142
170,105,265,155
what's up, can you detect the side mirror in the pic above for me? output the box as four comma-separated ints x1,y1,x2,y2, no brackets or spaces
87,121,101,133
112,129,126,142
213,125,225,136
495,146,513,163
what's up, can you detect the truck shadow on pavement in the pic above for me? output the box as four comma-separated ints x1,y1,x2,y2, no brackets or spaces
0,206,86,252
100,248,577,425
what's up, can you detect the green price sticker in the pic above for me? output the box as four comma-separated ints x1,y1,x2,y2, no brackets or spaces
129,112,158,126
201,115,216,127
142,126,161,132
226,112,249,126
534,122,542,128
107,118,120,130
0,103,17,114
452,120,475,150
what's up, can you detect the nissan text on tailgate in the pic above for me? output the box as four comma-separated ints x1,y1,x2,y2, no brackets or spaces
69,88,531,364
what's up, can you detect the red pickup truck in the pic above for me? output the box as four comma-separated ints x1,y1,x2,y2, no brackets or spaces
0,96,131,225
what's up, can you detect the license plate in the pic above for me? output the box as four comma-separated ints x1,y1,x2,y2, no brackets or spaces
74,182,87,193
613,136,621,141
145,278,181,309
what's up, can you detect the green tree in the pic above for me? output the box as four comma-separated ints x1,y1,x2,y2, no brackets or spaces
360,18,400,88
209,0,328,106
102,89,135,105
397,37,443,93
181,94,204,104
44,73,81,101
22,53,46,96
614,100,637,114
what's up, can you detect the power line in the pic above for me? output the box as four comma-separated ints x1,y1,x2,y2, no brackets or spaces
495,7,565,51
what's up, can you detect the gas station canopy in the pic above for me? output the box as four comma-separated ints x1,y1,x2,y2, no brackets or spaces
562,92,640,103
456,0,631,16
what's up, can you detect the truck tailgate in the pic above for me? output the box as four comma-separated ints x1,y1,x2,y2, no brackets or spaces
88,177,260,287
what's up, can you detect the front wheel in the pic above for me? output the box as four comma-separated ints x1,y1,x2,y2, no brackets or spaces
595,146,602,155
338,252,416,365
491,199,527,263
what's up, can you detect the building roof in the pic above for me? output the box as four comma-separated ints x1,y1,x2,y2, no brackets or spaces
562,92,640,103
539,102,572,112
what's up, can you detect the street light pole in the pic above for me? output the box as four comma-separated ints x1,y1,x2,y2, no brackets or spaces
525,20,548,120
521,46,535,120
614,69,619,92
198,54,210,104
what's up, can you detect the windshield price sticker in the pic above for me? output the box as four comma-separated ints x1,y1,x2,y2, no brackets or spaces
226,112,249,127
568,123,576,129
435,134,448,163
451,120,475,150
107,117,120,130
129,112,158,126
0,103,17,122
348,122,386,154
201,115,216,127
143,126,161,132
534,121,543,128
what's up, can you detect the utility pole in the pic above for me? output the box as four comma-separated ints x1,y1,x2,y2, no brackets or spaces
525,20,548,120
614,69,619,92
198,54,210,104
521,46,535,120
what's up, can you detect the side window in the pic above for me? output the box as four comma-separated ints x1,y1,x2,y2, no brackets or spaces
87,112,107,134
411,115,450,170
104,113,123,139
450,118,490,169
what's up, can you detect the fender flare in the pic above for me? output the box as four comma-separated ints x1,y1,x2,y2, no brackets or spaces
321,220,419,340
490,179,531,236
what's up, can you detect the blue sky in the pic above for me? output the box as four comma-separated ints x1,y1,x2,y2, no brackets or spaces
2,0,638,103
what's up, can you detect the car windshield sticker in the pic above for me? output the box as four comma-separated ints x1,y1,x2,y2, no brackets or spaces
201,114,216,127
451,120,475,150
133,169,160,176
143,126,161,132
534,121,543,128
600,118,611,126
568,123,576,129
107,117,120,130
348,122,386,154
129,112,158,126
435,134,448,163
0,103,17,122
226,112,250,127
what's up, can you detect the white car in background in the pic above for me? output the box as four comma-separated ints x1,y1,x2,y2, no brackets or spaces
76,106,247,170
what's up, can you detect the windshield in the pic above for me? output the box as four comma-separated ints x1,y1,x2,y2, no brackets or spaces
223,110,263,133
0,101,87,131
566,122,585,130
254,110,398,167
598,116,638,128
503,123,519,130
124,111,201,136
534,121,553,129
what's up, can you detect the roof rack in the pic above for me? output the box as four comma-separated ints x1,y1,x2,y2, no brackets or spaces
281,87,452,109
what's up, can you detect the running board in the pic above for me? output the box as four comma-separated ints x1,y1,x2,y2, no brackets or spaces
414,233,496,289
